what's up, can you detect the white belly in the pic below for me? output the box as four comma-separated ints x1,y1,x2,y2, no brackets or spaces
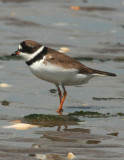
29,60,93,86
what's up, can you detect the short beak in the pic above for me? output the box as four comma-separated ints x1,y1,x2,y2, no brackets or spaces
11,50,20,56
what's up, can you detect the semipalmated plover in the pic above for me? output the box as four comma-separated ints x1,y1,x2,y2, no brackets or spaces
11,40,116,113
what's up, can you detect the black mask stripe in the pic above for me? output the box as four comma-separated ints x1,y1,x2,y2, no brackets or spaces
20,41,42,54
26,47,48,66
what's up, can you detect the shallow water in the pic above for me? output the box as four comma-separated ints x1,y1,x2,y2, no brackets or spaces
0,0,124,159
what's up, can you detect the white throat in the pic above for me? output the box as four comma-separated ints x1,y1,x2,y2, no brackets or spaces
20,46,45,61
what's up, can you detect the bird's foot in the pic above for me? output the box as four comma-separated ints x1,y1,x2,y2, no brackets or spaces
56,108,63,113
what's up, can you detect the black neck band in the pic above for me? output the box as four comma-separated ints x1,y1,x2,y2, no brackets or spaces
26,47,48,66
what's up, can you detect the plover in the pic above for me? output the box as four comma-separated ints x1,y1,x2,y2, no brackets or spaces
11,40,116,113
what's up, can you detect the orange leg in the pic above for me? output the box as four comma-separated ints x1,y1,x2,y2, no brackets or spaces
56,85,67,113
56,85,62,104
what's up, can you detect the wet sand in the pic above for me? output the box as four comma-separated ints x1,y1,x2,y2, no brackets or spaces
0,0,124,159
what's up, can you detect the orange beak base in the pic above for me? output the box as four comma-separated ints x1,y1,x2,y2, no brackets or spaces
11,50,20,56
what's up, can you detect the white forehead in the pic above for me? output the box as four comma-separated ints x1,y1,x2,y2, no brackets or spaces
19,44,22,50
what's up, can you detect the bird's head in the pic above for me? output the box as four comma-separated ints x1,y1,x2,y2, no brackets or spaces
11,40,43,61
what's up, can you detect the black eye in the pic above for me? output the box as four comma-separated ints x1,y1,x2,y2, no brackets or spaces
20,41,33,53
19,46,32,53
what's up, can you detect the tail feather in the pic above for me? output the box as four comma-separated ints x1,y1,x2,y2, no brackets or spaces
91,69,117,77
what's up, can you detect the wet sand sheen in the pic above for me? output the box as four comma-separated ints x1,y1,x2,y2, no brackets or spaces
0,0,124,159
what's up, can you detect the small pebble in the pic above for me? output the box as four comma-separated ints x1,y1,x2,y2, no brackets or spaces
49,89,57,93
0,83,11,88
67,152,76,159
70,6,81,11
1,100,10,106
32,144,41,148
59,47,70,53
107,132,119,136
